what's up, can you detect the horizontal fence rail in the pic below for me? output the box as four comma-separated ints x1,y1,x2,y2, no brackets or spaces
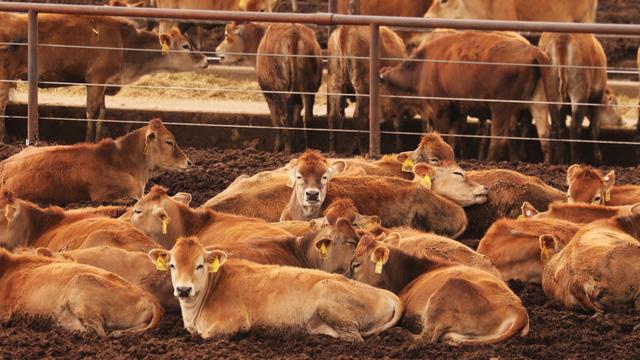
0,2,639,157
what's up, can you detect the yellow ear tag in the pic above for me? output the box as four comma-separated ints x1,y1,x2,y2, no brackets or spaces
238,0,247,10
375,260,383,274
208,257,220,273
143,143,149,155
155,256,168,271
286,176,295,188
540,248,550,262
605,190,611,202
401,159,414,172
421,175,432,190
517,215,525,221
320,243,327,259
161,41,170,56
162,220,168,235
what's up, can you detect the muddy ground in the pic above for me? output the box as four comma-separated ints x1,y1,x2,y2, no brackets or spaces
2,143,640,359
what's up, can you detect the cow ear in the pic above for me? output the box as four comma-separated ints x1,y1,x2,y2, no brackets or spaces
329,160,347,175
336,217,355,233
172,192,192,206
396,151,413,164
129,1,145,7
371,245,390,273
205,250,228,273
286,168,296,188
413,163,436,178
630,203,640,215
539,234,560,262
521,202,539,219
159,33,172,48
152,208,171,235
603,170,615,191
35,247,53,257
118,208,133,222
356,214,381,230
145,120,160,147
148,249,171,271
4,204,20,223
566,164,581,184
382,232,401,246
314,237,332,259
309,217,327,231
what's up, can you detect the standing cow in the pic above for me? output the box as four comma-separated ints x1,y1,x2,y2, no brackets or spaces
0,13,207,142
216,22,322,154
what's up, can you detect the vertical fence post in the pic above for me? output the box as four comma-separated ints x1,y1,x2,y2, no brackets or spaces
27,10,39,145
328,0,337,35
368,23,380,157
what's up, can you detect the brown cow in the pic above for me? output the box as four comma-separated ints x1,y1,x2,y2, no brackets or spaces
0,119,190,205
536,33,620,164
337,0,432,17
0,248,162,335
216,22,322,154
522,201,639,224
124,186,292,248
148,236,403,341
541,212,640,314
0,191,160,252
425,0,597,22
33,246,178,313
565,164,615,205
478,218,579,283
0,14,207,141
379,31,559,161
346,236,529,345
326,25,411,153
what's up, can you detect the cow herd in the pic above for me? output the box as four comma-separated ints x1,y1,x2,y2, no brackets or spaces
2,119,640,344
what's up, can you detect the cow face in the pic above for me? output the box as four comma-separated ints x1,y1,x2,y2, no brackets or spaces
149,237,227,300
244,0,277,12
346,236,391,290
216,22,262,66
595,88,623,127
566,165,615,205
306,217,360,273
539,234,563,263
143,119,192,174
425,0,469,19
322,198,381,231
0,191,26,248
412,163,489,207
397,132,456,167
289,151,346,210
158,28,208,70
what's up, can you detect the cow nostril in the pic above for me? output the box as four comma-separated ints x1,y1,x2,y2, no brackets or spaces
176,286,192,297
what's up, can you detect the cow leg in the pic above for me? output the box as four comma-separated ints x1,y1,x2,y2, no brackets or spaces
284,97,295,155
355,96,369,155
477,119,489,161
569,104,586,164
307,305,364,343
327,91,340,153
0,80,11,142
486,110,511,162
266,97,284,153
587,106,603,164
86,85,107,143
393,114,403,152
530,103,552,164
302,94,315,150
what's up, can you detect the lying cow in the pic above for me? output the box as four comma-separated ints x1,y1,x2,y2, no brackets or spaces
346,236,529,345
566,164,640,206
478,217,579,283
0,118,190,204
216,22,322,154
0,14,207,141
0,248,162,335
521,201,639,224
0,191,159,252
541,212,640,314
148,236,403,342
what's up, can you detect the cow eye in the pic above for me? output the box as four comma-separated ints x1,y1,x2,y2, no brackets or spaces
169,264,175,270
593,196,602,203
429,158,440,165
134,209,142,214
322,176,328,181
351,261,360,270
453,171,464,178
196,264,204,270
297,175,302,180
182,43,191,50
441,0,448,3
165,140,174,146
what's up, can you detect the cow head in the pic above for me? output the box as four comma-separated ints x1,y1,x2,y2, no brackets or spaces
411,163,488,207
243,0,278,12
215,22,265,66
425,0,470,19
143,119,192,174
397,132,456,167
345,235,391,290
521,202,540,219
321,198,381,231
287,150,346,218
158,27,208,70
149,236,227,300
124,185,192,248
303,217,360,273
539,234,563,264
566,164,615,205
595,87,623,128
0,190,25,248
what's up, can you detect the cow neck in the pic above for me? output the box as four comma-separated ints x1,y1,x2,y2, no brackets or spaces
612,214,640,240
177,204,215,238
549,204,619,220
181,265,224,333
284,186,322,221
296,231,322,269
384,247,447,294
121,30,172,82
115,127,152,183
22,202,66,246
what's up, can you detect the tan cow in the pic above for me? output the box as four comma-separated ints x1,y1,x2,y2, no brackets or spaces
0,191,160,252
0,119,190,205
337,0,432,17
425,0,597,22
522,201,639,224
536,33,620,164
0,14,207,141
478,218,579,283
346,236,529,345
0,248,162,335
566,164,640,206
148,236,402,341
124,186,292,248
33,246,178,313
327,25,410,153
541,213,640,313
216,22,322,154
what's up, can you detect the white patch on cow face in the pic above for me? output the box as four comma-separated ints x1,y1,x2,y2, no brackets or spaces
169,254,207,300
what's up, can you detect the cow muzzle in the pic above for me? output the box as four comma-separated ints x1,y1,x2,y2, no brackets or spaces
175,286,193,298
304,189,321,205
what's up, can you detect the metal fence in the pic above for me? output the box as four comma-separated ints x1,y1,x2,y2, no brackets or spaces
0,1,639,156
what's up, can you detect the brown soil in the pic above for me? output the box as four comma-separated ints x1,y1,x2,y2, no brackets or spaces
2,143,640,359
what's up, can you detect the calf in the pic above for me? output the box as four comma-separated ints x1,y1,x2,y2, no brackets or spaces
566,164,640,206
0,119,191,204
541,213,640,313
346,236,529,345
0,191,159,252
0,14,207,141
216,22,322,154
148,237,402,342
0,248,162,335
478,218,579,283
522,201,638,224
536,33,621,163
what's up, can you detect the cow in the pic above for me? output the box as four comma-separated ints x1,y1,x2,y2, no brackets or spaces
346,236,529,345
521,201,639,224
123,186,292,248
0,14,207,142
148,236,403,342
379,31,559,162
65,205,129,218
215,22,322,154
565,164,640,206
0,248,162,335
477,217,579,283
32,246,178,313
326,25,411,153
541,212,640,314
425,0,597,23
0,191,160,252
280,150,347,221
337,0,432,17
535,33,621,164
0,119,190,205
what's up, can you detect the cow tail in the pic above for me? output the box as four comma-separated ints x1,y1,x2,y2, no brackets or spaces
534,49,561,139
289,26,300,94
557,37,570,104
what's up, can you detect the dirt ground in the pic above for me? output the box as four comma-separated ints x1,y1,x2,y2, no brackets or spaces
2,143,640,359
